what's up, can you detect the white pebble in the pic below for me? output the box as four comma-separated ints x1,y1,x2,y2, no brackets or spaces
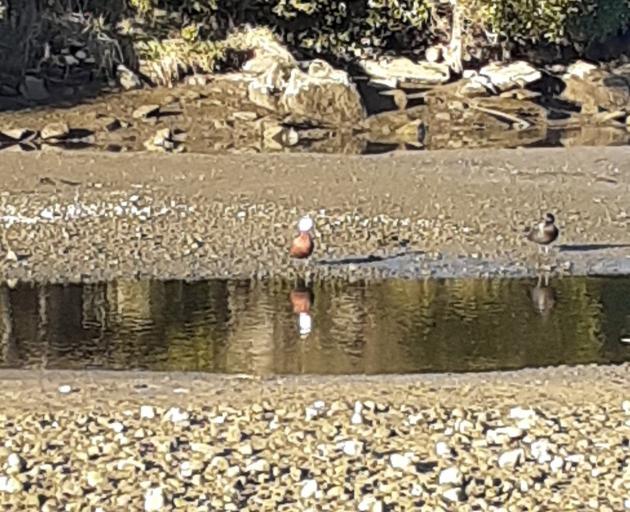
0,475,21,493
351,401,363,425
435,441,451,458
407,413,422,425
438,466,462,486
246,459,268,473
624,498,630,509
164,407,188,423
550,456,564,472
410,483,423,496
510,407,536,420
179,461,192,478
7,453,22,469
305,400,326,420
622,400,630,414
358,496,382,512
565,454,585,464
140,405,155,419
389,453,411,470
498,448,524,468
530,439,552,464
144,486,164,511
486,426,523,444
300,479,318,499
338,440,362,457
57,384,72,394
441,487,462,502
109,421,124,433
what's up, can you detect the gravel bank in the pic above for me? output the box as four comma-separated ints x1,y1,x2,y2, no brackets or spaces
1,365,628,510
1,147,630,282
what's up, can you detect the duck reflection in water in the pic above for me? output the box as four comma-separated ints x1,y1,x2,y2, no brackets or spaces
529,272,556,317
290,281,314,337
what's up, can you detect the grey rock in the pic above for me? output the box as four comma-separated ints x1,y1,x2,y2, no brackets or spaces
132,104,160,119
117,65,142,91
41,122,70,140
438,466,462,486
280,60,366,126
360,56,450,87
479,61,542,92
19,76,49,101
561,63,630,114
498,448,524,468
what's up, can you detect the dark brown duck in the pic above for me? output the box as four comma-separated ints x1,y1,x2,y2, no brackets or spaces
526,213,559,253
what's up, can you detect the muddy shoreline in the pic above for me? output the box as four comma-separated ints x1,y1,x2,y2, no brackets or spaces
1,146,629,283
3,363,629,410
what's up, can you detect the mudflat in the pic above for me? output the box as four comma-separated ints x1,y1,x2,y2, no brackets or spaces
1,146,629,282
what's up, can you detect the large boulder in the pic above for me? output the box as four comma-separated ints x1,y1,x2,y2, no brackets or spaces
561,61,630,114
360,56,450,88
478,61,542,92
279,60,365,126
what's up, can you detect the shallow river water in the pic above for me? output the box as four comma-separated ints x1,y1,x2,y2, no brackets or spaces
1,276,629,374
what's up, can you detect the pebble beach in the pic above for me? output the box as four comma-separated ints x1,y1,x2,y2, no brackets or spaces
1,366,629,511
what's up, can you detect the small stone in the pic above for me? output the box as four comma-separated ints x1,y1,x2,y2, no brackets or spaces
86,470,103,487
300,479,318,499
0,475,22,493
351,401,363,425
132,104,160,119
435,441,451,458
438,466,462,486
231,111,258,121
246,459,269,473
0,128,33,142
117,64,142,90
338,440,362,457
64,55,79,66
179,461,193,478
622,400,630,414
389,453,411,470
109,421,125,433
75,50,88,60
425,45,442,63
441,488,463,503
358,495,382,511
6,453,24,472
498,448,524,468
486,426,524,444
510,407,536,420
58,384,72,394
550,456,564,472
164,407,188,423
140,405,155,419
144,486,164,511
41,122,69,140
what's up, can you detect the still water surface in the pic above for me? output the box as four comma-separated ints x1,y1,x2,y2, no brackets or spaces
1,277,629,374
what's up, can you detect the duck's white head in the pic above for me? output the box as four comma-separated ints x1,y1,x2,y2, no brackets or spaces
298,216,314,233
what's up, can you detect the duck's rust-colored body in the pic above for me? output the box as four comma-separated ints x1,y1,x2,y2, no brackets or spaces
290,232,314,259
290,216,315,259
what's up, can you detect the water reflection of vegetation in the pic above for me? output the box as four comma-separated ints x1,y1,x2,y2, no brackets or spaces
0,277,628,375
